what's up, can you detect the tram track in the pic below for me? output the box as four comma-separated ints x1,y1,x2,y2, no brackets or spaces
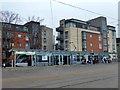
2,62,118,88
29,73,118,88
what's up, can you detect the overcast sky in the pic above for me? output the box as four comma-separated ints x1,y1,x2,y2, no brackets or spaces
0,0,119,37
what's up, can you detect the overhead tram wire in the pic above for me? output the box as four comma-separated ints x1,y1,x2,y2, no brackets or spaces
52,0,120,22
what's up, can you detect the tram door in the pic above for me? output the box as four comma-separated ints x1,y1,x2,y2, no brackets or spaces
63,56,67,65
54,56,59,65
28,56,32,66
63,56,70,65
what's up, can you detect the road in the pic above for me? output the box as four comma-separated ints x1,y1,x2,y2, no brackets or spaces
2,62,119,88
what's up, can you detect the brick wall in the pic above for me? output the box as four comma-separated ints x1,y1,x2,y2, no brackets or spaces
86,32,100,53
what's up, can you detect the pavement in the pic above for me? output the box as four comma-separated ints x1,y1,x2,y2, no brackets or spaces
2,62,119,88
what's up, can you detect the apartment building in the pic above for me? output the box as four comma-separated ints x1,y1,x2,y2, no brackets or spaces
56,18,103,53
107,25,117,59
1,21,53,64
24,21,41,49
88,16,108,52
1,22,30,64
40,25,53,51
56,16,117,59
2,22,30,49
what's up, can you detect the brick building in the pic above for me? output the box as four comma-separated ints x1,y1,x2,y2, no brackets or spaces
1,21,53,65
24,21,41,49
1,22,30,64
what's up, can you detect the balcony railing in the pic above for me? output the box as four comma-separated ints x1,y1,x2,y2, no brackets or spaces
3,33,14,39
56,27,63,32
56,35,63,41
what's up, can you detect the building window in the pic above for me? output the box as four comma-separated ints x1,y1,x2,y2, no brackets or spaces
65,31,68,39
26,43,28,47
99,35,102,41
16,26,19,29
112,45,115,50
43,31,46,36
44,40,46,44
43,38,46,44
3,23,11,28
26,43,30,49
90,42,93,46
43,46,46,50
82,32,86,40
82,48,86,51
65,41,68,48
11,42,14,47
82,41,86,48
82,25,86,29
82,39,86,51
18,34,22,38
104,39,107,45
17,42,22,46
90,34,93,38
65,22,76,28
26,34,29,41
104,46,107,51
11,33,14,38
99,43,102,49
103,33,107,39
24,27,28,32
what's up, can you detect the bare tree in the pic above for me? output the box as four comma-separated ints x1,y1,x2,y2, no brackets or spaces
0,10,22,24
27,16,44,23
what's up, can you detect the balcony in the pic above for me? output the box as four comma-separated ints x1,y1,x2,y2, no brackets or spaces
58,45,64,50
56,35,63,41
56,27,63,32
3,35,13,39
3,33,14,39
